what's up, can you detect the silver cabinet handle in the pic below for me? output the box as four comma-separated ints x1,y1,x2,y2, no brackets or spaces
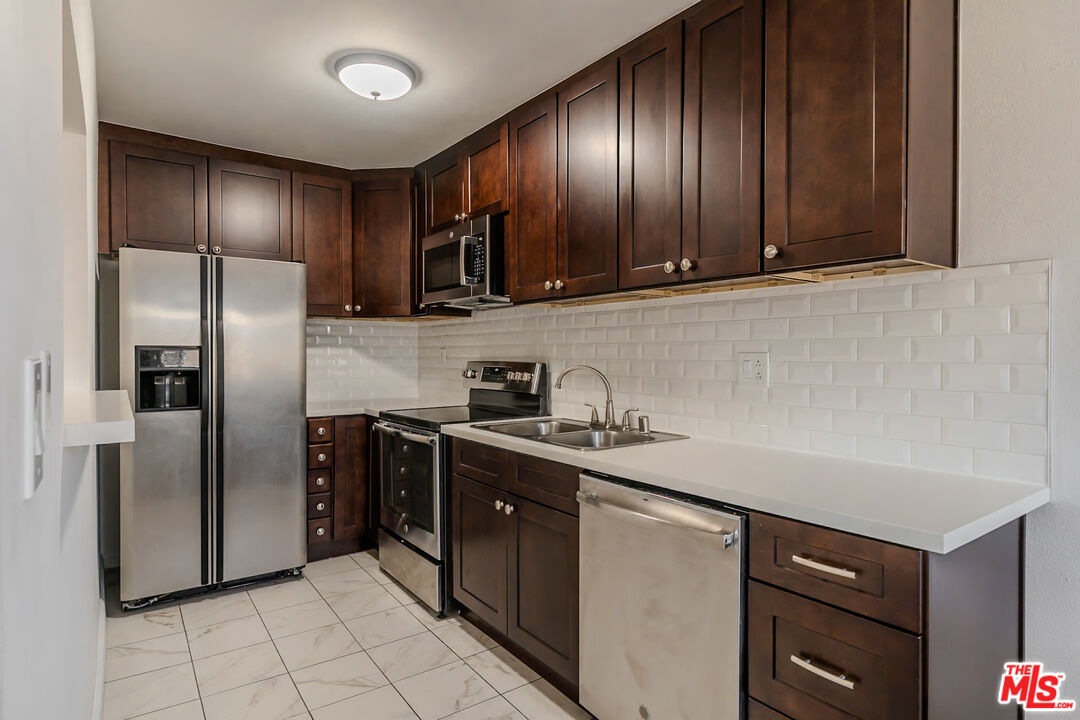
680,258,695,272
504,504,515,515
317,453,327,462
316,502,326,511
315,476,325,486
790,654,855,690
317,427,326,436
345,304,352,312
212,246,222,255
764,244,780,259
316,527,325,536
554,280,564,290
663,261,676,274
544,280,553,290
791,554,858,580
197,244,207,253
495,499,504,511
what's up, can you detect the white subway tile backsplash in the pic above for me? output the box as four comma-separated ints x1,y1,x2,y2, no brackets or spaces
398,260,1048,485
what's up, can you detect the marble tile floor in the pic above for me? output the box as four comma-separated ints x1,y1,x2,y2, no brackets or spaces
102,550,593,720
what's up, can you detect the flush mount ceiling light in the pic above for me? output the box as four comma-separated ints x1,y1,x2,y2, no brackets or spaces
334,52,417,101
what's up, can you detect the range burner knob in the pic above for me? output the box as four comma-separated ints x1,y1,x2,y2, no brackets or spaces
462,368,478,379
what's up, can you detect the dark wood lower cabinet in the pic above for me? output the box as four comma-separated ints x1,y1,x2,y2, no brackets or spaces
333,415,369,541
306,415,373,562
451,473,510,632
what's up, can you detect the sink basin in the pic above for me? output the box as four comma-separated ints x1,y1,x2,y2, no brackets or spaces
537,428,686,451
481,419,591,437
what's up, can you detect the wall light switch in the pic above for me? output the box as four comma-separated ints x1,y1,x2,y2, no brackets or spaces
738,352,769,388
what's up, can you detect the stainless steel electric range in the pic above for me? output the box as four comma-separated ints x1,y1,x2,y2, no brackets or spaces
374,360,547,614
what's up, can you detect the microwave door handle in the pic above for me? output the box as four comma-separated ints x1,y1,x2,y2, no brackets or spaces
459,235,469,287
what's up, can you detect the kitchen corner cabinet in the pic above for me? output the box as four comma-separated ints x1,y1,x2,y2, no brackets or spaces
352,170,413,317
306,415,371,561
420,122,508,236
763,0,956,272
450,440,581,692
108,142,209,255
208,159,292,261
293,173,352,317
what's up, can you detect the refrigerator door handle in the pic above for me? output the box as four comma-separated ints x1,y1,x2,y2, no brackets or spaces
213,256,225,582
200,256,211,585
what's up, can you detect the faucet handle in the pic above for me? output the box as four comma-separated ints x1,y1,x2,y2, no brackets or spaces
621,408,639,431
583,403,600,425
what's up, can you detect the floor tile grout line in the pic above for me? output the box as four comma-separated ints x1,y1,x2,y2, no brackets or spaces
253,592,314,717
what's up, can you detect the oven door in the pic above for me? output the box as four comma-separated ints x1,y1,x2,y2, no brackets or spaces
421,224,473,305
374,421,442,560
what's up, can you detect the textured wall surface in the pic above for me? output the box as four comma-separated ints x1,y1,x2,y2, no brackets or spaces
306,320,420,412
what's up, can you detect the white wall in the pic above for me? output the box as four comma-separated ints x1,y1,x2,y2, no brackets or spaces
0,0,102,718
306,320,420,412
958,0,1080,677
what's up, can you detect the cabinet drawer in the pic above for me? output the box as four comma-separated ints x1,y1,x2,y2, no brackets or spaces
452,439,509,489
307,469,332,494
749,700,793,720
307,418,333,443
308,493,331,519
509,454,580,516
308,518,332,544
750,513,923,633
308,444,333,469
748,581,921,720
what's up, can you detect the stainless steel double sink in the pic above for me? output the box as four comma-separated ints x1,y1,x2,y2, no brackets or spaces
477,418,687,451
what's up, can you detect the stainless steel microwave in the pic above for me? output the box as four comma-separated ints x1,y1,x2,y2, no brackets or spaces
420,214,509,309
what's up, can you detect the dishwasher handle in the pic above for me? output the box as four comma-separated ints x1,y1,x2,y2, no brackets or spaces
576,489,738,548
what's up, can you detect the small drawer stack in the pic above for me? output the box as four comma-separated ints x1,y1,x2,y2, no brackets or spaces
307,418,334,546
746,512,1022,720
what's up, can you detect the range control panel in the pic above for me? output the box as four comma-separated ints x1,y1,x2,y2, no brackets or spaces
461,360,544,393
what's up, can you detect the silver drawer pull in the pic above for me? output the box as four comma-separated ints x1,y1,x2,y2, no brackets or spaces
791,554,857,580
790,654,855,690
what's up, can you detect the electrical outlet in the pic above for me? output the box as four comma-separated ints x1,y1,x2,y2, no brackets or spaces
737,352,770,387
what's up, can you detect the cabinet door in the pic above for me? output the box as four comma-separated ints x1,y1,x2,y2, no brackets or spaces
353,173,412,317
293,173,352,317
618,23,683,289
465,123,509,219
425,150,465,234
332,415,369,541
209,159,292,260
508,496,579,685
109,142,208,254
451,473,509,633
763,0,905,270
558,59,619,297
683,0,763,281
507,96,559,302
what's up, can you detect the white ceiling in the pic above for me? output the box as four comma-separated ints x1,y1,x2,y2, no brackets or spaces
92,0,696,169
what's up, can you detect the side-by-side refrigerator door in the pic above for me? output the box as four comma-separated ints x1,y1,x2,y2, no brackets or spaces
215,255,306,583
119,248,209,602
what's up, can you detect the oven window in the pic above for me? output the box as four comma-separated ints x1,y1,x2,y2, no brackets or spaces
424,242,462,294
382,433,436,534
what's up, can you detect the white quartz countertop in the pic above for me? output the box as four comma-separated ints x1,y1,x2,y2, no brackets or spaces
442,420,1049,554
306,395,468,418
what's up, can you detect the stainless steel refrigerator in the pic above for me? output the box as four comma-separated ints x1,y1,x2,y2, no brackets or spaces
118,247,306,606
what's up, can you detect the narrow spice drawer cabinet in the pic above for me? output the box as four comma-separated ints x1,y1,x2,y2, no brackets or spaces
305,415,370,560
747,513,1023,720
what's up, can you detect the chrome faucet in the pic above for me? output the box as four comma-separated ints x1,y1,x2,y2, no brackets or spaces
554,365,616,429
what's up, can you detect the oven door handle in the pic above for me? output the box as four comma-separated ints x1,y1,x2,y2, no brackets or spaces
374,422,437,446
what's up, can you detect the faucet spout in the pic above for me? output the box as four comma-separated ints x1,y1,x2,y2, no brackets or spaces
553,365,616,429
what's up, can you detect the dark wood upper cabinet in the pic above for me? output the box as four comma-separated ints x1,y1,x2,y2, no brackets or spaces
108,142,208,254
764,0,910,271
451,473,510,633
558,59,619,297
618,22,684,289
682,0,763,281
425,149,465,234
293,173,352,317
332,415,369,542
208,159,291,261
508,497,579,685
507,96,560,302
353,170,413,317
465,123,509,219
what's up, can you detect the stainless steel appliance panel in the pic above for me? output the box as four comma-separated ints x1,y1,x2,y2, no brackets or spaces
119,248,206,601
375,421,441,560
578,474,744,720
378,530,442,611
217,255,306,582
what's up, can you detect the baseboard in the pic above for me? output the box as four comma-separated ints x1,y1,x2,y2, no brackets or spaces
91,598,105,720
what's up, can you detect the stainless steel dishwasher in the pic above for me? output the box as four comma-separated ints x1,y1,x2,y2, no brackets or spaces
577,473,745,720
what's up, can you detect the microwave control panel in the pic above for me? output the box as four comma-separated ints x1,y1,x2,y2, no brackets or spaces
468,236,486,283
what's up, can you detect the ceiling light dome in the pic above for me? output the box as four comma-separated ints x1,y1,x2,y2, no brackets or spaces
334,52,417,101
